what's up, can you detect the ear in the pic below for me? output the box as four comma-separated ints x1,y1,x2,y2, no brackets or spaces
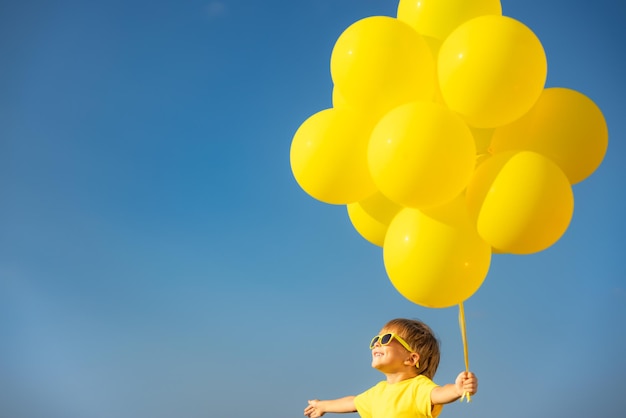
405,352,420,368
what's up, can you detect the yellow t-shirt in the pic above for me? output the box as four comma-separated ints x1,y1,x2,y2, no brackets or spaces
354,375,443,418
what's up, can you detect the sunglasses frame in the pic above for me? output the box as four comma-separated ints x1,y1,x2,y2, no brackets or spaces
369,332,414,353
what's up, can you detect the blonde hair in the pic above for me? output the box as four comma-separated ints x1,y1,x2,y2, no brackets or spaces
383,318,440,379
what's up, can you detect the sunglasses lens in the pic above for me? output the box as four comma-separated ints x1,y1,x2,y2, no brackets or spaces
380,333,393,345
370,336,380,348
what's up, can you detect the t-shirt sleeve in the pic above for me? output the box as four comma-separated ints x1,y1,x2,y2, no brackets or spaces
431,403,443,418
415,377,443,418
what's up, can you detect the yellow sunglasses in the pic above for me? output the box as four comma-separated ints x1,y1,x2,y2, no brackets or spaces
369,333,414,353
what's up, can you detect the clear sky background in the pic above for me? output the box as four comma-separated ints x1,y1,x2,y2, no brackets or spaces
1,1,624,417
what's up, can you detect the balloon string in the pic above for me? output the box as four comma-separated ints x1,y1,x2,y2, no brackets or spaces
458,302,471,403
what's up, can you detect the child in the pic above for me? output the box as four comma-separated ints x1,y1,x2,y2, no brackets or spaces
304,318,477,418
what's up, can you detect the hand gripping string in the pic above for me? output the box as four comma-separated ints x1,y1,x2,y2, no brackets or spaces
458,302,471,403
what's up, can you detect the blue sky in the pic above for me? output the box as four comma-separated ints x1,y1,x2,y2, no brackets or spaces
1,1,624,417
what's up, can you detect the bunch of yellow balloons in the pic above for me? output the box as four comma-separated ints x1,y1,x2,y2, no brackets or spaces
290,0,608,309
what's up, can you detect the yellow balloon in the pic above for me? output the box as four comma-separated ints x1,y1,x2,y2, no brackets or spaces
491,87,608,185
422,35,444,106
466,150,574,254
397,0,502,41
331,16,435,119
332,85,381,126
331,86,348,110
383,196,492,308
368,101,476,208
290,108,377,204
438,15,547,128
347,192,403,247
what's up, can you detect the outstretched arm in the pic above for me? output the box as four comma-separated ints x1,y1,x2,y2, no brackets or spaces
304,396,357,417
430,371,478,405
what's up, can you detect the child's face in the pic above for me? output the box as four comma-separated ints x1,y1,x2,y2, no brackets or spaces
370,328,416,373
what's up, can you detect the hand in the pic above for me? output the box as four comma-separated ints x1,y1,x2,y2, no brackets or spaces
304,399,325,417
455,371,478,397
